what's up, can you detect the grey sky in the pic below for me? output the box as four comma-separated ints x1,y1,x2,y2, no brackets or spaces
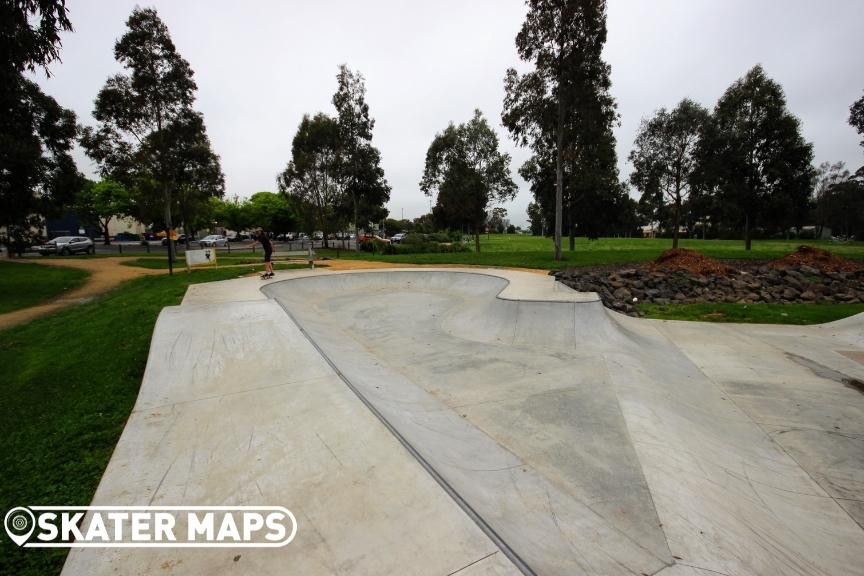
33,0,864,228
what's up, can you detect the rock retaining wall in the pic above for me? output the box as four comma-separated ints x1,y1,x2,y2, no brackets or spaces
554,265,864,316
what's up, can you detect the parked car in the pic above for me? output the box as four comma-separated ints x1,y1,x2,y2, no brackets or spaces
198,234,229,247
312,231,324,240
391,233,407,244
35,236,95,256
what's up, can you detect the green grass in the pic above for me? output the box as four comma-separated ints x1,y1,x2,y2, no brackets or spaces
638,302,864,325
0,261,90,314
320,235,864,270
121,257,324,271
0,267,262,576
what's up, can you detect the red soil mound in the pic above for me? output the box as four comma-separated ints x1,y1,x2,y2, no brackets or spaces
770,245,861,273
647,248,732,276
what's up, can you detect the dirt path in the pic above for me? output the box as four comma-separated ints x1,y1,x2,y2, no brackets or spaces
0,256,547,330
0,258,164,330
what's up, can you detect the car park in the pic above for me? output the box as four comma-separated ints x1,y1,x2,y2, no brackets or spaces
198,234,229,247
35,236,95,256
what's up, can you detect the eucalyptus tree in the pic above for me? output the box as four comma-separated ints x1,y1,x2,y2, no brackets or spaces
332,65,390,246
420,110,516,252
80,7,221,272
503,0,615,260
1,0,79,254
629,99,710,247
705,65,814,249
277,113,342,246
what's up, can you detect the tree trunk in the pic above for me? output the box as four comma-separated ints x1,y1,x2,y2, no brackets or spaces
672,198,681,249
474,227,481,253
554,98,564,261
102,220,111,246
353,191,359,252
744,212,751,251
164,195,174,275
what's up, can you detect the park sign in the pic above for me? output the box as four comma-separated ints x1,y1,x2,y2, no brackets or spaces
186,249,217,269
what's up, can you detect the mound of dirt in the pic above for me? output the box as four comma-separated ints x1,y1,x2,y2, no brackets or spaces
770,245,862,273
648,248,733,276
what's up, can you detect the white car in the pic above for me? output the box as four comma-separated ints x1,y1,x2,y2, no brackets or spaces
198,235,228,247
391,233,407,243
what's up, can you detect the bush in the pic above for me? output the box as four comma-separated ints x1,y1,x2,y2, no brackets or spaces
361,233,470,254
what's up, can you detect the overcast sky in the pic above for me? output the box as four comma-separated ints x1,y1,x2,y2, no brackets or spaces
32,0,864,228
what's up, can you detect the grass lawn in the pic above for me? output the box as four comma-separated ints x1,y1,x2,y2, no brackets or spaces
638,302,864,325
121,257,323,271
0,267,262,576
0,261,90,314
320,235,864,270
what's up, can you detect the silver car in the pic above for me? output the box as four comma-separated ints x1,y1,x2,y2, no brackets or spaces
197,234,229,247
36,236,95,256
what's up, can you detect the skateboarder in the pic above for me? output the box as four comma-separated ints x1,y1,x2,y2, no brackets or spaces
250,228,274,278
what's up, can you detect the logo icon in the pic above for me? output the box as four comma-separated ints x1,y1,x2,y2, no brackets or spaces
4,507,35,546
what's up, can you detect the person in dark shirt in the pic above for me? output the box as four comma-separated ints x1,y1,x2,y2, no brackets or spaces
251,228,274,278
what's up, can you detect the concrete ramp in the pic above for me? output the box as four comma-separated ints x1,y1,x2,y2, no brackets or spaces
65,268,864,576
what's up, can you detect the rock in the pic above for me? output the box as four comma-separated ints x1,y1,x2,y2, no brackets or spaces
800,290,817,301
613,287,632,301
655,297,670,305
645,288,661,298
783,287,799,299
799,265,820,276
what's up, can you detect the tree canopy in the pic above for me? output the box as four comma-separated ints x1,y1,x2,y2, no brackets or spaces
420,110,516,251
629,99,710,247
850,91,864,150
277,113,342,245
80,7,223,267
1,0,79,255
702,65,814,249
332,65,390,243
503,0,616,259
75,179,133,245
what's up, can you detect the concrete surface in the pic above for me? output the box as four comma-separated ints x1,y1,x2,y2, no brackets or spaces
65,268,864,576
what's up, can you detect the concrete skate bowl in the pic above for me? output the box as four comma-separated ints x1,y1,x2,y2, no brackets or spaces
263,270,864,576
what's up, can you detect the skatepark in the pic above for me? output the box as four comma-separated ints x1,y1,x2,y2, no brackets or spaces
62,268,864,576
